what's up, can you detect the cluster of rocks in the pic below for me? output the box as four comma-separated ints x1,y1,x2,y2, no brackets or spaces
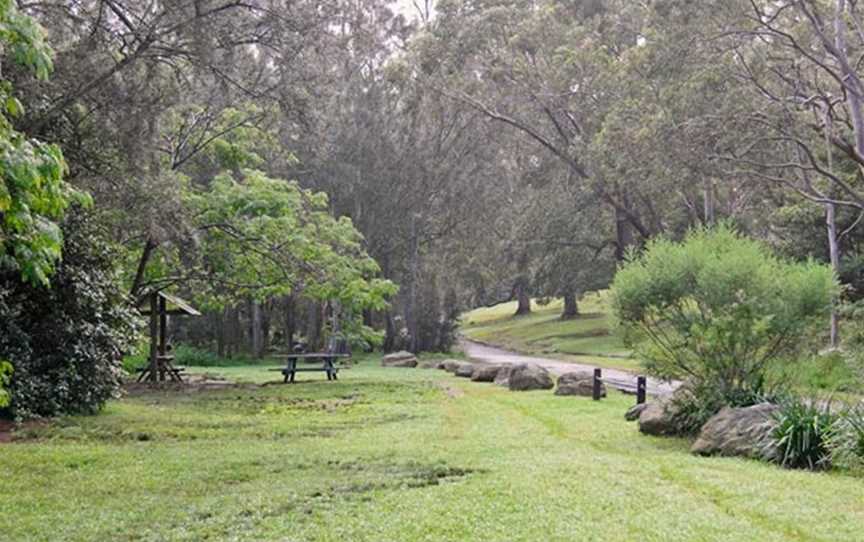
630,389,781,460
381,351,610,396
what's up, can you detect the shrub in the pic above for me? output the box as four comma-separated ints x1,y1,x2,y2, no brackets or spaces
611,225,837,420
768,398,838,470
826,406,864,473
0,208,138,419
0,360,12,409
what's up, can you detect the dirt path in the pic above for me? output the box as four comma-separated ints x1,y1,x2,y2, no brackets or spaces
461,339,677,396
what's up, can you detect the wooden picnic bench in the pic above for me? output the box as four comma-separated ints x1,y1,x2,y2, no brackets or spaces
136,354,185,382
271,338,351,383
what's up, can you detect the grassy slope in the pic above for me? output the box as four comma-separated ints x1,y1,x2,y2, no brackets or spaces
461,292,642,372
2,361,863,541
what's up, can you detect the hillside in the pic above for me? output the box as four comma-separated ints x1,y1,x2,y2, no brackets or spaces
460,292,641,372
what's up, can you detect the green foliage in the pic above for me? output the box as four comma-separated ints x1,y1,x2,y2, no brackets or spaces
180,170,397,346
0,0,88,286
611,225,838,407
0,359,11,409
827,406,864,473
769,398,838,470
0,208,137,419
783,351,862,394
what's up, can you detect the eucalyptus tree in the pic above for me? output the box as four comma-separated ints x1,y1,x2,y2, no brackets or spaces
711,0,864,344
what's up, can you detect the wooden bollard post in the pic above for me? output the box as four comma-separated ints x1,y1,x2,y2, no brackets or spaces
636,376,647,405
592,368,602,401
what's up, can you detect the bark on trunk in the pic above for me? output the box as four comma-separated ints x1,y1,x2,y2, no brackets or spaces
284,296,295,349
561,291,579,320
827,202,841,347
251,300,264,358
514,279,531,316
216,308,226,357
704,179,716,225
614,205,634,261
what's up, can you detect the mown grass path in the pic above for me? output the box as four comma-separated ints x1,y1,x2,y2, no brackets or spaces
1,364,863,541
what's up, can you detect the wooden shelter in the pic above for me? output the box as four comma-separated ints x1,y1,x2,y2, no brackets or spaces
138,291,201,382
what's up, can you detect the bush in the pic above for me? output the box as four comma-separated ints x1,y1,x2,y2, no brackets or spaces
611,225,837,418
826,406,864,473
0,209,138,419
768,398,838,470
0,360,11,409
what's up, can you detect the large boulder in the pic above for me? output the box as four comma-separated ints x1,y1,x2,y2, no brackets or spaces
382,351,417,368
471,364,503,382
508,364,554,392
454,363,476,378
638,401,678,436
494,365,513,387
691,403,780,460
441,359,463,373
555,371,605,397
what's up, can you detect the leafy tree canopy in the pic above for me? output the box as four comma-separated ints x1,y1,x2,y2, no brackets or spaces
0,0,88,286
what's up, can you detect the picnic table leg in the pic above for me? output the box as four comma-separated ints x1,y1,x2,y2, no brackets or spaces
289,357,297,383
330,358,338,380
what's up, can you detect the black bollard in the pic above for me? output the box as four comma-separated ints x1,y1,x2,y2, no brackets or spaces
592,368,602,401
636,375,647,405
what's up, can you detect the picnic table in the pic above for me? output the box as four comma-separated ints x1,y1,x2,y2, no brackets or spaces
274,352,350,383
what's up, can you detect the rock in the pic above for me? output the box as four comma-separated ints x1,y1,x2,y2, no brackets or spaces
555,371,605,397
471,364,503,382
441,359,463,373
508,363,554,391
382,351,417,368
625,403,649,421
418,361,439,369
638,402,677,436
691,403,780,459
494,365,513,387
454,363,476,378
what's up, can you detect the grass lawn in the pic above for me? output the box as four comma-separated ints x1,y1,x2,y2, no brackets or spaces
2,360,864,541
461,292,642,372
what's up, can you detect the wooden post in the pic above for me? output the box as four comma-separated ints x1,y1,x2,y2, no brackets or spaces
148,293,158,382
159,295,167,355
158,294,168,382
637,376,647,405
592,368,602,401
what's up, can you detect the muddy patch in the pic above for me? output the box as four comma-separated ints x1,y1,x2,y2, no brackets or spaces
260,460,479,519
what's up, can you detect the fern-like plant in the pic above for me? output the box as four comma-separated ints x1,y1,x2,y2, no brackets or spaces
769,399,838,470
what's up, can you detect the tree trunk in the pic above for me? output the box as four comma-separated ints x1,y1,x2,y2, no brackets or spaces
251,300,264,358
827,202,841,347
703,179,716,225
383,310,396,352
306,300,322,350
284,295,295,349
408,213,420,353
215,309,227,358
561,290,579,320
514,278,531,316
614,205,634,261
130,235,157,300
